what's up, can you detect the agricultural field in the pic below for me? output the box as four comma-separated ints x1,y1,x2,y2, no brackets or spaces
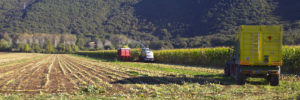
0,53,299,99
78,46,300,74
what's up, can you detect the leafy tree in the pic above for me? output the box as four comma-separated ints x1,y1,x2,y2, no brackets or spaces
32,44,42,53
57,43,66,52
16,43,26,52
72,45,79,52
149,41,164,50
24,44,31,52
46,40,54,53
66,45,73,53
0,39,10,51
104,45,114,50
76,38,86,50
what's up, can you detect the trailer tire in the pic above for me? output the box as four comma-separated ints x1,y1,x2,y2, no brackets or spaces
236,73,246,85
265,75,271,82
270,74,279,86
235,67,245,85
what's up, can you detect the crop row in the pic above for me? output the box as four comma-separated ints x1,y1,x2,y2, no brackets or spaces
76,49,141,61
77,46,300,74
61,55,160,94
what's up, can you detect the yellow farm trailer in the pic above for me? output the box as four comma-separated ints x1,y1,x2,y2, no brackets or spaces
225,25,283,86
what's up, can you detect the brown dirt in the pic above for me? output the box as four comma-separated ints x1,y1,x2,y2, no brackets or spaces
0,54,148,94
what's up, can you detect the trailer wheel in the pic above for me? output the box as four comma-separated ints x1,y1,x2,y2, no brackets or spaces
235,67,245,85
265,75,271,82
236,73,246,85
270,74,279,86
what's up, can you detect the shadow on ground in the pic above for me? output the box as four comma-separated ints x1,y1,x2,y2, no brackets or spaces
111,74,270,85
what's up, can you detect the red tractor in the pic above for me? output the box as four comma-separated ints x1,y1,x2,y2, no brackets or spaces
117,48,131,61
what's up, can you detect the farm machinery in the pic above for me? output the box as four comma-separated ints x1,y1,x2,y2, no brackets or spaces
117,48,131,61
117,44,155,62
225,25,283,86
139,48,155,62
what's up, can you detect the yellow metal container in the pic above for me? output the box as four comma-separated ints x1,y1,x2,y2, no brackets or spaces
239,25,283,66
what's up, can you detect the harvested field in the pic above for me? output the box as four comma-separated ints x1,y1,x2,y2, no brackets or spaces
0,54,137,94
0,53,299,99
0,53,178,94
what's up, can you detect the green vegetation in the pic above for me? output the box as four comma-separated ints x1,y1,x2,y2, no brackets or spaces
77,46,300,74
77,47,233,67
76,49,142,61
0,33,79,53
81,85,105,94
0,39,10,51
77,50,117,60
126,71,148,76
282,46,300,74
154,47,232,67
46,40,54,53
119,62,216,76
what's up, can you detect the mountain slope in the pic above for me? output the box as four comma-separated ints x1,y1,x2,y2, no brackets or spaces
0,0,299,49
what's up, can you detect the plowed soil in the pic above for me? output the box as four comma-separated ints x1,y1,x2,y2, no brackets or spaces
0,54,147,94
0,54,183,95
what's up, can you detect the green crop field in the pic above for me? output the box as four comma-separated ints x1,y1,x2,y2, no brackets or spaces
77,46,300,74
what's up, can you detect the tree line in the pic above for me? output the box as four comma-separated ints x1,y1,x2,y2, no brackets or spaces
0,33,78,53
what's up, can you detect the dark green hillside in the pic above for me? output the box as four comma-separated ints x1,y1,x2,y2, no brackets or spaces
276,0,300,22
134,0,218,37
0,0,299,51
